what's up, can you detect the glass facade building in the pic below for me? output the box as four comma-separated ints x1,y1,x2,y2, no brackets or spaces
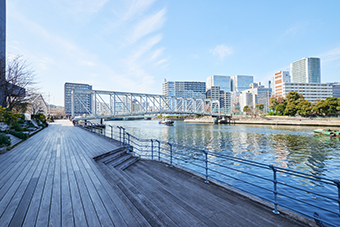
231,75,254,92
206,75,231,92
291,57,320,83
64,82,92,116
162,81,206,99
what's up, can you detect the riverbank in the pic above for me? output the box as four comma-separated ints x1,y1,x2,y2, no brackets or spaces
233,116,340,127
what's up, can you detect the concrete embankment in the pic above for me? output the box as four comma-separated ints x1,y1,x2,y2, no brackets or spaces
233,116,340,128
184,116,214,123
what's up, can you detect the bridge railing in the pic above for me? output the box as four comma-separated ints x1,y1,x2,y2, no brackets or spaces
78,123,340,226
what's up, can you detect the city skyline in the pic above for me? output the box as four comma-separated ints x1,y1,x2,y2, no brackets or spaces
6,0,340,106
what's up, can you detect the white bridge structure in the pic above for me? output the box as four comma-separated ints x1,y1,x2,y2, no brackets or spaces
71,89,221,120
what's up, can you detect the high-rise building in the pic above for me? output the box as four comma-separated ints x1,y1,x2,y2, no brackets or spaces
231,75,254,92
274,71,290,97
162,81,206,99
291,57,320,83
64,82,92,116
206,75,231,92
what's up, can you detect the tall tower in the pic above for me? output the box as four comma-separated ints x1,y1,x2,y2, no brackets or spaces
274,71,290,97
290,57,320,83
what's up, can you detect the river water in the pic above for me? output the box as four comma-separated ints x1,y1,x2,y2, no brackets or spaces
100,119,340,225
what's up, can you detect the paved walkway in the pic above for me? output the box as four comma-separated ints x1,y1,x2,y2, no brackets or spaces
0,120,312,226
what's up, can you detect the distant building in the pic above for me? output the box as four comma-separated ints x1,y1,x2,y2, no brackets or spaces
206,75,231,92
328,83,340,98
162,80,206,99
24,94,48,116
282,82,332,103
239,82,272,112
231,75,254,92
274,71,290,97
64,82,92,116
291,57,320,83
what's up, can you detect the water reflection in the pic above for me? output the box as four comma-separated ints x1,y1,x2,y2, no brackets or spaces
103,120,339,180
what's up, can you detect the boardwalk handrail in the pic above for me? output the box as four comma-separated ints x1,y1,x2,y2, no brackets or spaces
79,123,340,226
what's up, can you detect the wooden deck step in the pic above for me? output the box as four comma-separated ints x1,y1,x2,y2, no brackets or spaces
93,147,125,161
102,150,126,164
118,157,139,170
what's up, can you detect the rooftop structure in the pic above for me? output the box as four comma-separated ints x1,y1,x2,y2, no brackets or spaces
290,57,320,83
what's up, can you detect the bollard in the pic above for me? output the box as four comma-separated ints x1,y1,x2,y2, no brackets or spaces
270,165,280,214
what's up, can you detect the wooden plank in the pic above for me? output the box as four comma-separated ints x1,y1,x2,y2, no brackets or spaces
64,137,88,227
35,144,57,226
22,151,53,227
49,142,61,227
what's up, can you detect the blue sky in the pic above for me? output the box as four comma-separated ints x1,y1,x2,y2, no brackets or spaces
6,0,340,106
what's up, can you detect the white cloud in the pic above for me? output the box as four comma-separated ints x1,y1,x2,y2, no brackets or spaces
122,0,158,21
129,8,166,44
320,46,340,63
210,44,233,60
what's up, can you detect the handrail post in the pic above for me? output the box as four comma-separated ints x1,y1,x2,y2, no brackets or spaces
91,123,93,132
123,127,126,145
151,139,154,160
110,125,113,139
205,151,209,183
168,142,173,167
156,140,160,162
334,179,340,221
104,124,106,137
117,126,122,143
127,133,131,152
270,165,280,214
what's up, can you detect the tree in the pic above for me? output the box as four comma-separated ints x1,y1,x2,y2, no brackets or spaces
275,104,286,115
256,103,264,111
0,55,36,111
296,100,312,116
243,105,251,114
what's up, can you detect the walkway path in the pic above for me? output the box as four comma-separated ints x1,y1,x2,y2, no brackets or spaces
0,120,312,226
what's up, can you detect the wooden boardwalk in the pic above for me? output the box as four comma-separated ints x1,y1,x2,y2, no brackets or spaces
0,120,311,227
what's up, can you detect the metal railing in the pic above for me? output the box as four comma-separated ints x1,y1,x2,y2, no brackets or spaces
79,123,340,226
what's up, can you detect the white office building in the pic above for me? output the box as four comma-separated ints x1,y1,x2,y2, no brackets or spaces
162,80,206,99
291,57,320,83
282,82,332,103
239,83,272,112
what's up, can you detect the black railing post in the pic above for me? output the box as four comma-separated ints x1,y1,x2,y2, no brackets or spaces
123,127,126,145
270,165,280,214
156,140,160,162
205,151,209,183
151,139,154,160
168,142,173,167
127,133,131,152
117,126,122,143
110,125,113,139
104,124,106,137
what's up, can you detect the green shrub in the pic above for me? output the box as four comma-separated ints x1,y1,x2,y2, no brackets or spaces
9,131,29,140
0,133,11,147
10,122,23,131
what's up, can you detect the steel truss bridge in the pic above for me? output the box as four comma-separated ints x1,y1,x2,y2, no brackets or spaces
71,89,221,120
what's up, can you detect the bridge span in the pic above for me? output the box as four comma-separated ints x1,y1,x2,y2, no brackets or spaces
71,89,222,120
